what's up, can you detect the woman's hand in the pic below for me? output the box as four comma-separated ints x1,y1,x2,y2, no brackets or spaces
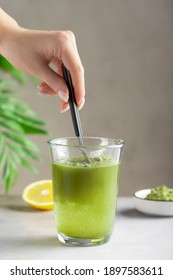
0,8,85,112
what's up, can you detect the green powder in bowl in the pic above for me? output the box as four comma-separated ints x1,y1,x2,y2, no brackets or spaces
145,185,173,201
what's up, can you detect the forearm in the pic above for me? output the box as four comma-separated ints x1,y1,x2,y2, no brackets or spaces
0,8,19,53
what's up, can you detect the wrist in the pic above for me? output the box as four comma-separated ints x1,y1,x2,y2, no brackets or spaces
0,8,20,54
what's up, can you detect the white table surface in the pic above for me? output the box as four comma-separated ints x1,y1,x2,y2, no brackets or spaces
0,195,172,260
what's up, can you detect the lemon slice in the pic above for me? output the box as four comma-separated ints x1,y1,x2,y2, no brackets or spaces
22,180,54,210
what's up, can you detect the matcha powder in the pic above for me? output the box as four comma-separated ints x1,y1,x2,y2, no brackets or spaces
146,185,173,201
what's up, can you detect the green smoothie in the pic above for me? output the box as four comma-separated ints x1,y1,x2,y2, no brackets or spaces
52,156,120,239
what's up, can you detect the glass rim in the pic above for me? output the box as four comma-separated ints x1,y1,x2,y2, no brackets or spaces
47,136,124,149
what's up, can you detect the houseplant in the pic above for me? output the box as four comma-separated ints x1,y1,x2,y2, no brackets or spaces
0,55,48,193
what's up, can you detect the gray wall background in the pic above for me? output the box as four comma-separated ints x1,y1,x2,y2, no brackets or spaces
1,0,173,196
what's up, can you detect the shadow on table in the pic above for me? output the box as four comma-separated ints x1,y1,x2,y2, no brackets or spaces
0,196,39,212
0,236,63,249
4,204,40,213
118,208,171,219
20,236,63,248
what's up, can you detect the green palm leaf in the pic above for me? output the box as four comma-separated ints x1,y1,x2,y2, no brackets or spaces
7,142,41,161
0,56,49,193
0,145,8,171
0,79,13,88
3,155,19,193
0,55,27,84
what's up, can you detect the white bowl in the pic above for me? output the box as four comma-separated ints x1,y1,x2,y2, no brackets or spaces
134,189,173,216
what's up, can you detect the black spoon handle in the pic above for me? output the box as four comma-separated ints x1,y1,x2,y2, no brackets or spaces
61,64,90,163
61,64,83,137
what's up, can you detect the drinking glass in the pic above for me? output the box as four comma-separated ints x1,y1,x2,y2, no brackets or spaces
48,137,124,246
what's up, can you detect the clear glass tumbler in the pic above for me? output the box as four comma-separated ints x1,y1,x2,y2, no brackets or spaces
48,137,124,246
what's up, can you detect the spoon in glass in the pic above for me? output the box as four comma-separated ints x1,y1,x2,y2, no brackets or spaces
61,64,90,163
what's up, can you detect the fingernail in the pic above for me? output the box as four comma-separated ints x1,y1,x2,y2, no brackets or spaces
78,98,85,110
60,104,70,113
60,107,69,113
37,91,50,96
58,90,69,102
